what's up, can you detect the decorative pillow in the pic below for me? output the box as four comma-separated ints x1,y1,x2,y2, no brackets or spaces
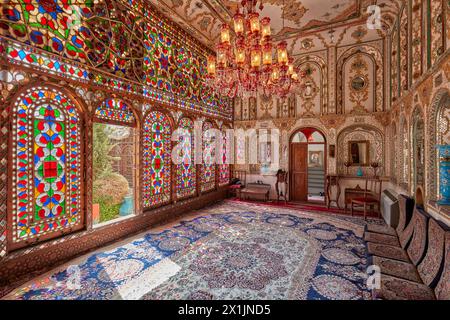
407,208,429,266
434,232,450,300
364,232,400,247
397,195,415,234
418,219,447,287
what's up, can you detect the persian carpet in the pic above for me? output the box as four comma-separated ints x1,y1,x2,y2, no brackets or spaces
3,200,375,300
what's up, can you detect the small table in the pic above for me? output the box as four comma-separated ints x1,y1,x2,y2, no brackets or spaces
239,183,271,202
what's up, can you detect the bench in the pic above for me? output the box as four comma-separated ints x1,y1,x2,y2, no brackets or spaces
364,195,450,300
239,183,271,202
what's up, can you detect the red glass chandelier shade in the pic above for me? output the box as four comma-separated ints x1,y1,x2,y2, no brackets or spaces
206,0,303,99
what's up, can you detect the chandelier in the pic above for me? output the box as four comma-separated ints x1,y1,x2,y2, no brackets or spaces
206,0,302,99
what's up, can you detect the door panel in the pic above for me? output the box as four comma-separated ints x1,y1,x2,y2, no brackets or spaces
290,143,308,201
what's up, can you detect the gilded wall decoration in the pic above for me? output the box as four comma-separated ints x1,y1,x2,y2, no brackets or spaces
346,54,370,114
259,94,274,120
249,97,258,120
400,116,410,190
295,55,328,117
234,98,243,121
411,0,423,80
351,26,368,43
399,6,409,93
272,118,296,133
391,24,400,102
411,106,425,195
390,123,398,183
337,46,383,114
430,0,445,66
319,115,346,129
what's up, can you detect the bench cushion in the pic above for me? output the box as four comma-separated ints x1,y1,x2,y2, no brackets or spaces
373,274,435,300
367,243,410,262
407,208,429,266
365,224,397,236
364,232,400,246
372,256,421,283
418,219,448,287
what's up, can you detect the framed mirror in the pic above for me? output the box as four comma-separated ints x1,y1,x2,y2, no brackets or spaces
351,76,367,91
348,141,370,166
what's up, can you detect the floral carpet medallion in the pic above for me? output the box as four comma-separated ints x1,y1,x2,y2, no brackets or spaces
3,201,372,300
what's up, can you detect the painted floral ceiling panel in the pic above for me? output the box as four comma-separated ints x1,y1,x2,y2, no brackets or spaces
147,0,404,50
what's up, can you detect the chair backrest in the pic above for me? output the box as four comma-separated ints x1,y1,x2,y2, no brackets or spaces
399,205,419,249
396,194,415,234
406,207,429,266
434,231,450,300
276,170,288,184
364,178,382,200
233,170,247,186
418,218,449,287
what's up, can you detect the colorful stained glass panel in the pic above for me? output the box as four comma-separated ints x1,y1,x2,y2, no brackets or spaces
11,87,82,245
143,111,172,207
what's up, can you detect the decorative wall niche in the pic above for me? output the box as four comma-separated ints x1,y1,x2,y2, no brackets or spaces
337,46,384,114
336,125,384,176
411,106,425,195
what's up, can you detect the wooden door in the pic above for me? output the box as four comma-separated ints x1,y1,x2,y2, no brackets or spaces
290,143,308,201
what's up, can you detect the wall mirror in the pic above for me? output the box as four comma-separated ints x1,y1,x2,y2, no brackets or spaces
348,140,370,166
351,76,366,91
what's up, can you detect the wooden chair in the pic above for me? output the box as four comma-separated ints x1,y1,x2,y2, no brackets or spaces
351,178,382,219
228,170,247,198
275,170,289,204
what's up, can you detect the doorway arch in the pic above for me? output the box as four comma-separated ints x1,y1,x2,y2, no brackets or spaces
289,127,327,203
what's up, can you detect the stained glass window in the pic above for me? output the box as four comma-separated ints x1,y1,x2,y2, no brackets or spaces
175,117,196,199
143,111,172,207
94,98,136,125
0,0,233,120
201,121,216,193
219,127,231,186
10,87,83,247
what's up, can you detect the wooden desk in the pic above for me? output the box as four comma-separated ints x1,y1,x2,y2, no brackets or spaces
344,185,366,214
326,175,387,211
240,183,271,202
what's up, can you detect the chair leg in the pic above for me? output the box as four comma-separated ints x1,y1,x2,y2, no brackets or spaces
364,203,367,220
351,203,353,216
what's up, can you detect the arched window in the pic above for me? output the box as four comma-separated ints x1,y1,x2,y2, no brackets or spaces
94,98,136,125
92,98,138,225
143,111,172,208
201,121,216,192
175,117,196,199
9,86,83,249
219,126,231,186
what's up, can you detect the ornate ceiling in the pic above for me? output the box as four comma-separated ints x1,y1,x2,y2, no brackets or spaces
147,0,404,53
